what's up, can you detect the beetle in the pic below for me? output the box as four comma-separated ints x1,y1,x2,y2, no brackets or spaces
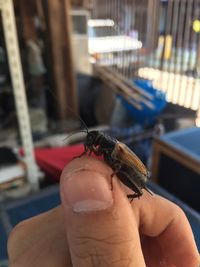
47,88,151,199
78,130,152,200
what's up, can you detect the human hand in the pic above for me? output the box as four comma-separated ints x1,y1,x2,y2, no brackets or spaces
8,156,199,266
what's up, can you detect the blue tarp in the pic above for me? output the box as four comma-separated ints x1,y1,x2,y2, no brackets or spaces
121,79,167,126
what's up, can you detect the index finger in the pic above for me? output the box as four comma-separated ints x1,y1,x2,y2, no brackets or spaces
128,188,200,266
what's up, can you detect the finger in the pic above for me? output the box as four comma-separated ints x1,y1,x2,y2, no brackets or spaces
8,206,71,267
125,187,200,267
60,156,146,267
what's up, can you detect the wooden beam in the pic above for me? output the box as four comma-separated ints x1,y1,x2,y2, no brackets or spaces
48,0,78,122
94,65,155,111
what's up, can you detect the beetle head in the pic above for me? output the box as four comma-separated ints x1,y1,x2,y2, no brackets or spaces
86,131,100,147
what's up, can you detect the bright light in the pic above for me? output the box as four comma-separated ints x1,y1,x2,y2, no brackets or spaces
89,36,142,54
138,67,200,112
88,19,115,27
193,19,200,33
196,117,200,127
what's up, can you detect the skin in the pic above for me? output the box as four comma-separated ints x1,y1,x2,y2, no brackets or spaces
8,156,200,267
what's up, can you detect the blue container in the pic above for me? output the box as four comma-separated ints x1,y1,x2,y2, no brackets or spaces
121,79,167,126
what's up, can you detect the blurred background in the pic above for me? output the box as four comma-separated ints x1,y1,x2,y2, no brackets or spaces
0,0,200,264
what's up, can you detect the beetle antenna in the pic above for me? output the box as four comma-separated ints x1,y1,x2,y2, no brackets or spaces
144,186,153,196
78,116,89,134
46,88,89,133
63,130,88,143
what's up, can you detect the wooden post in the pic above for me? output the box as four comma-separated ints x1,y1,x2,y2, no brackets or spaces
48,0,78,122
19,0,37,41
70,0,84,6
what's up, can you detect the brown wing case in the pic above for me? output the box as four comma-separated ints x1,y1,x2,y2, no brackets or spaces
112,142,148,176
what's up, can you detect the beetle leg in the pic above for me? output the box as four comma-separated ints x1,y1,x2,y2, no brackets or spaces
127,192,142,202
87,146,99,156
88,146,100,156
109,167,115,190
92,146,103,156
111,162,121,177
110,162,122,190
74,145,88,159
116,169,143,202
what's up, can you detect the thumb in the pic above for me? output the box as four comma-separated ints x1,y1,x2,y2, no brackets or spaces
60,156,146,267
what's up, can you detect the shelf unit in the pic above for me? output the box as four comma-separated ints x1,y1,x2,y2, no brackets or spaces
0,0,39,190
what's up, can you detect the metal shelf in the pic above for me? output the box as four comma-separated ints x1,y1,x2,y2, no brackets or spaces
0,0,39,190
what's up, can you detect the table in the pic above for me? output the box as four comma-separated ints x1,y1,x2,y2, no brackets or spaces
152,127,200,212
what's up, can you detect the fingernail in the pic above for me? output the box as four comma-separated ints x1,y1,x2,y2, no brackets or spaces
62,170,113,213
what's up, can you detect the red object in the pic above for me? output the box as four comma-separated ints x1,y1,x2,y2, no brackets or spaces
35,144,85,182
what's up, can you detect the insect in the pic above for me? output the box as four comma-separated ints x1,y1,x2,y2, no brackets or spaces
77,130,152,200
48,89,151,200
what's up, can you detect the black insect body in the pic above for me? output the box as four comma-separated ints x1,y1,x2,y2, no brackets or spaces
81,130,151,200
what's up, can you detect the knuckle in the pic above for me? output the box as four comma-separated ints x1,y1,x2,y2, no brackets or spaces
170,202,186,219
